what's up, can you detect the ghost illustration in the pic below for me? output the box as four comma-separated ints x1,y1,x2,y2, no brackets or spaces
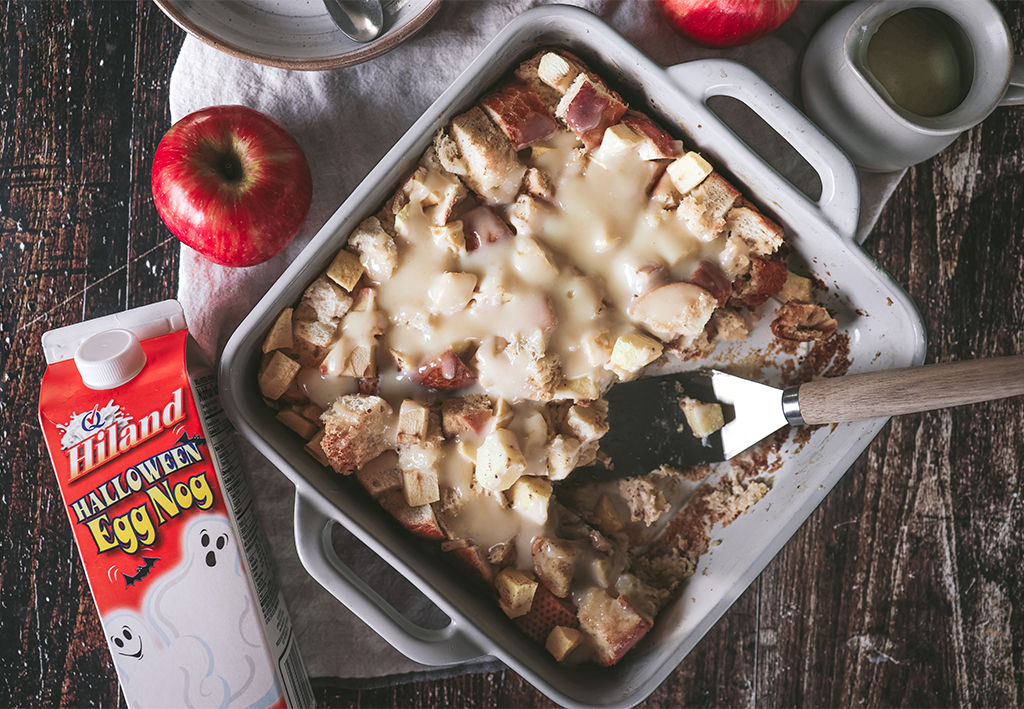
103,610,227,709
145,514,281,709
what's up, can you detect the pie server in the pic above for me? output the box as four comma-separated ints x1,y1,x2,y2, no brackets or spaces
573,355,1024,482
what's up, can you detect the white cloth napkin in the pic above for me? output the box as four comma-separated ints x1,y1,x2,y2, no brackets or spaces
170,0,903,683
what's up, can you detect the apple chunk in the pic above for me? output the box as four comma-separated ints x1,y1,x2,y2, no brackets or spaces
629,282,717,341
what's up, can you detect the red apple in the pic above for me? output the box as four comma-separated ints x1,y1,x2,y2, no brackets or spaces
656,0,800,48
151,105,312,267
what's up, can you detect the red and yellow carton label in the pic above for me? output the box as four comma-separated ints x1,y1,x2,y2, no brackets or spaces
39,302,312,709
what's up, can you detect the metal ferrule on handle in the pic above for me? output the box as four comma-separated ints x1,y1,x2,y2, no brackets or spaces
781,386,805,426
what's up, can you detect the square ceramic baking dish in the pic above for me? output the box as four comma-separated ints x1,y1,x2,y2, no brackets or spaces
218,6,926,708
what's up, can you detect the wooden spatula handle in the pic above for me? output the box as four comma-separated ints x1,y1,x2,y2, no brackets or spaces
796,355,1024,425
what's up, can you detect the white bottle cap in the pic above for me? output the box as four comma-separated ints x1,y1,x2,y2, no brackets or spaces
74,329,147,390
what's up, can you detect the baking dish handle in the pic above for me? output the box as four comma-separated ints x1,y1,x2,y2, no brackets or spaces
292,492,489,666
666,59,861,242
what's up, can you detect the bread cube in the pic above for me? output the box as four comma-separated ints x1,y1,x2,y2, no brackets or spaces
724,206,784,256
402,468,440,508
593,493,625,535
348,216,398,282
378,489,445,540
302,276,353,322
275,409,318,440
770,302,838,342
428,271,478,316
680,397,725,438
475,428,527,492
556,73,628,150
509,476,553,525
354,454,403,497
495,567,538,619
262,308,293,353
609,330,663,376
259,351,300,400
564,404,609,444
667,151,713,195
449,106,525,201
481,81,557,150
319,394,394,474
326,248,365,292
620,110,683,160
578,588,652,666
303,430,330,467
678,172,741,242
441,394,493,438
532,536,579,598
430,221,466,253
619,476,669,527
546,626,582,662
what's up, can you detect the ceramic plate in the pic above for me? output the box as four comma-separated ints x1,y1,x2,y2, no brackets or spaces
153,0,441,70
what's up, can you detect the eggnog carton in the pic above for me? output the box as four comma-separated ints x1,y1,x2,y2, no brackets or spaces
39,300,313,709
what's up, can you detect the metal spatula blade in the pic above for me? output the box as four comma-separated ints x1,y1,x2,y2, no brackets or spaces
598,370,788,479
566,356,1024,484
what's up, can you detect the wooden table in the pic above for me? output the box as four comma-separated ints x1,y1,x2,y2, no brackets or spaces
3,2,1022,706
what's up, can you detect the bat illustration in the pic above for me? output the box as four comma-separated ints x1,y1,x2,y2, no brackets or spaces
123,557,160,588
175,431,205,447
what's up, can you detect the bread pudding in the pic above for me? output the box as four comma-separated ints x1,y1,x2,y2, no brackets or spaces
257,50,836,666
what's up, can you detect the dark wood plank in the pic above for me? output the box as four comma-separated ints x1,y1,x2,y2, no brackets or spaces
1,1,1022,707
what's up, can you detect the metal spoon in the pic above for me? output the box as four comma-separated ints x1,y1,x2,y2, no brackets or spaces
323,0,384,43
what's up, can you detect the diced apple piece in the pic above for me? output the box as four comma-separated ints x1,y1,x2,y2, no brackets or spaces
509,476,553,525
680,397,725,438
491,397,513,430
428,271,478,316
430,221,466,253
667,151,713,194
461,205,514,251
564,404,609,444
581,331,614,368
495,567,538,619
403,468,440,507
532,536,579,598
776,271,814,303
545,435,583,481
629,282,717,341
475,429,527,492
397,399,430,445
262,308,293,353
609,330,663,376
546,626,583,661
326,248,365,292
597,124,642,155
411,348,477,391
259,351,300,400
348,216,398,282
537,52,580,93
578,588,653,666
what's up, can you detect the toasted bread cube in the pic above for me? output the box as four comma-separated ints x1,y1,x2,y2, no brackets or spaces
259,351,300,400
556,73,628,150
303,276,353,322
680,397,725,438
545,435,582,481
319,394,393,474
565,404,609,444
678,172,741,242
304,430,330,466
441,394,493,438
650,171,682,210
378,489,445,540
619,476,669,527
667,151,713,195
475,428,527,492
509,476,553,525
397,399,430,445
537,52,581,93
724,206,784,256
430,221,466,253
546,626,582,661
354,455,403,497
449,106,525,200
770,302,838,343
402,468,440,507
532,536,579,598
262,308,293,353
326,249,365,292
348,216,398,282
275,409,318,439
481,81,558,150
620,110,683,160
292,316,336,348
448,544,495,584
594,493,625,535
495,567,538,619
609,331,663,375
629,282,717,341
710,308,749,341
578,588,652,666
428,271,478,316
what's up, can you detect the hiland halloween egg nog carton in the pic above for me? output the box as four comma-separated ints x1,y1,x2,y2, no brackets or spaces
39,300,314,709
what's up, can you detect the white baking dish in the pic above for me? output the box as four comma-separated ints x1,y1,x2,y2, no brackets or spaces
218,6,926,708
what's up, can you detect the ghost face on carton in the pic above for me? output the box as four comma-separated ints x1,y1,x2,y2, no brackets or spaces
144,515,281,709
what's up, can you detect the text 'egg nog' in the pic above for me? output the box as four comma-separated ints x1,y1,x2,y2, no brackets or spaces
39,300,313,709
